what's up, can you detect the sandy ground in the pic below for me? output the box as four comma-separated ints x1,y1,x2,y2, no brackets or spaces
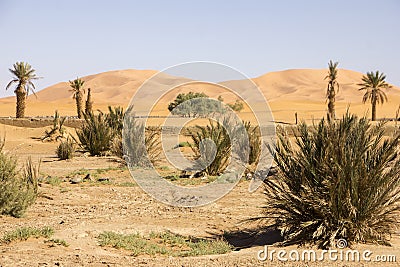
0,124,399,266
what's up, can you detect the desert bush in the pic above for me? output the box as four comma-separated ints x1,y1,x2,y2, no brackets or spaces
42,110,67,142
76,112,114,156
56,137,76,160
189,119,231,176
0,140,39,217
255,112,400,248
106,106,124,135
241,121,261,166
123,116,161,167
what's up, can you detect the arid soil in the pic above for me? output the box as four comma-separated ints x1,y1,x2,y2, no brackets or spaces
0,124,399,267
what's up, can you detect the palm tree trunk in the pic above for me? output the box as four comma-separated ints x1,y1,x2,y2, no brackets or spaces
15,86,26,118
76,92,83,119
327,87,335,121
371,100,377,121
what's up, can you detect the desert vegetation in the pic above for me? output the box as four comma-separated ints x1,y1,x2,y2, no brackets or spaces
0,62,399,266
255,112,400,248
0,138,40,217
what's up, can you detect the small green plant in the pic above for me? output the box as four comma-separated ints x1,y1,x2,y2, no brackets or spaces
56,137,76,160
76,112,114,156
46,176,63,186
46,238,69,247
254,112,400,249
1,226,54,244
189,119,231,176
98,231,231,257
0,139,39,217
42,110,67,142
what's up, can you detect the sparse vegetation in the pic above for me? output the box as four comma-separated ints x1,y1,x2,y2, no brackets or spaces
0,139,40,217
1,226,54,244
256,112,400,249
76,112,114,156
56,137,76,160
6,62,40,118
97,231,231,257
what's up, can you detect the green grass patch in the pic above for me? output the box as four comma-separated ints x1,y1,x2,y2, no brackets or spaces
1,226,54,244
98,231,231,257
46,176,63,186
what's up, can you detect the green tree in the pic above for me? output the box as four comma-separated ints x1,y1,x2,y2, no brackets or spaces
168,92,208,117
358,71,392,121
6,62,40,118
325,60,339,121
69,78,85,119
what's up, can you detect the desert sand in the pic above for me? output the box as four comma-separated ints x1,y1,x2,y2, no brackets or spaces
1,68,399,123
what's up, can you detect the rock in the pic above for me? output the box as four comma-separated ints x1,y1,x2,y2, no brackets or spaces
97,177,110,182
70,176,82,184
83,173,93,181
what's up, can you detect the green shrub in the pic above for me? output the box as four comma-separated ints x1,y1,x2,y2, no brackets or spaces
76,112,114,156
56,137,75,160
256,112,400,248
243,121,261,166
189,119,231,176
0,140,39,217
123,116,161,167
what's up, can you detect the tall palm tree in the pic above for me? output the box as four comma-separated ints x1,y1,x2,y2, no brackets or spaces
69,78,85,119
358,71,392,121
325,60,339,121
6,62,40,118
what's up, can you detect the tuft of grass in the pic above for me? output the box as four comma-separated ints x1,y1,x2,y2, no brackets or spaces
97,231,231,257
1,226,54,244
254,112,400,249
46,176,63,186
56,137,76,160
46,238,69,247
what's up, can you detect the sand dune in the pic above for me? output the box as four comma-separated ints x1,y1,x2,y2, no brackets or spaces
0,68,399,122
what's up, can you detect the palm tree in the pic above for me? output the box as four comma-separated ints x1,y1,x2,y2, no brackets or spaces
358,71,392,121
69,78,85,119
6,62,40,118
325,60,339,121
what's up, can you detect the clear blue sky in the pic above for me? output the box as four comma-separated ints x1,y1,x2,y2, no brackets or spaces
1,0,399,97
